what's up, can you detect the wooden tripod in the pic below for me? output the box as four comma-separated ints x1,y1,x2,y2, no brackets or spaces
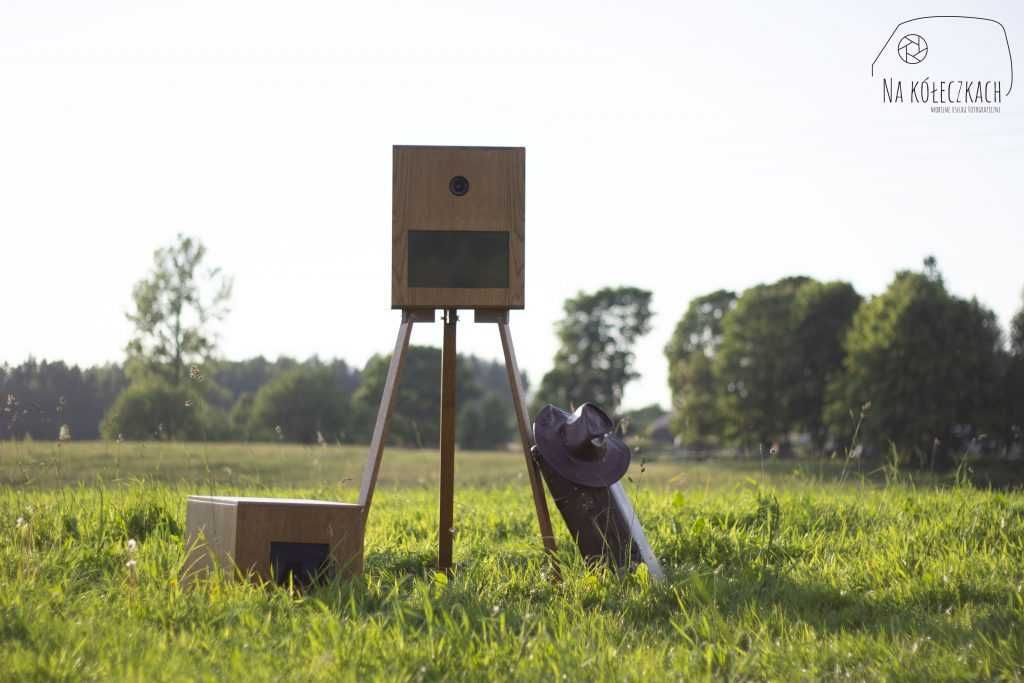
357,308,559,574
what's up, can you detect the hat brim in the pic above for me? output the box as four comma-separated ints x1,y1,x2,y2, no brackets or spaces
532,404,631,488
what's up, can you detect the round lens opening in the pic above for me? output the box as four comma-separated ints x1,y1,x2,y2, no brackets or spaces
449,175,470,197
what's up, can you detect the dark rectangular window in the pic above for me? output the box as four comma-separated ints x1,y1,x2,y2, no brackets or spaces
269,541,330,587
408,230,509,289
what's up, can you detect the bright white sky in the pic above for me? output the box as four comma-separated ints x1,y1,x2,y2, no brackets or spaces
2,0,1022,411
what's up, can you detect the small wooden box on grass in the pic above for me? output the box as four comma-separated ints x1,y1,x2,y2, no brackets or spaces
183,496,364,586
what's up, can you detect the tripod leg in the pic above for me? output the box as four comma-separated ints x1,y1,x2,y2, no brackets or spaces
358,318,414,524
438,309,457,572
498,321,560,576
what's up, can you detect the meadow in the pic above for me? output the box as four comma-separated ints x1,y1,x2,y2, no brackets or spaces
2,441,1023,680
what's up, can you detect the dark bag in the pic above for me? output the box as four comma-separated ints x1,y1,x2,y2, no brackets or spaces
532,445,641,570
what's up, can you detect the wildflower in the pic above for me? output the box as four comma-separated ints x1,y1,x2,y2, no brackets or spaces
189,366,204,382
116,433,124,443
491,605,500,616
127,539,138,554
125,558,138,582
58,424,72,442
316,430,327,446
16,516,25,529
184,400,194,408
275,425,283,438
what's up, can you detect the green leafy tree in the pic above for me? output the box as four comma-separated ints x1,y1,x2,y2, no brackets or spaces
247,366,350,444
533,286,654,415
714,277,810,449
101,382,226,441
350,346,484,448
229,392,256,440
789,281,863,448
1012,290,1024,355
1,359,128,440
126,234,233,386
664,289,736,444
996,289,1024,453
825,261,1003,466
458,394,514,450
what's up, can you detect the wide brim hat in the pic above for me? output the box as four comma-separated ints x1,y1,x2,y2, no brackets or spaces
533,403,631,488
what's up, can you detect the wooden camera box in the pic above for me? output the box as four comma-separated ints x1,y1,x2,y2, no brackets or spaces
392,145,525,310
183,496,364,586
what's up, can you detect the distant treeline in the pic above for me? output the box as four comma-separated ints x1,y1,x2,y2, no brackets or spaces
0,352,523,450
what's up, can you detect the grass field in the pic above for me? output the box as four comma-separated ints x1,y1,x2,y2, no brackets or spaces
2,442,1024,680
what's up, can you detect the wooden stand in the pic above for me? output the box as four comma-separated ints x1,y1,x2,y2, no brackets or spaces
358,308,559,575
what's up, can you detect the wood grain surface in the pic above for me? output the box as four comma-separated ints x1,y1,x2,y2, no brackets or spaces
392,146,525,309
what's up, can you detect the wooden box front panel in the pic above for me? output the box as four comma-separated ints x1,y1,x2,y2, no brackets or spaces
233,499,364,581
392,145,525,310
182,496,364,585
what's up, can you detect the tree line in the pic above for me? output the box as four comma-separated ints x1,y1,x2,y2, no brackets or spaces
4,234,1021,466
0,353,520,450
665,258,1024,466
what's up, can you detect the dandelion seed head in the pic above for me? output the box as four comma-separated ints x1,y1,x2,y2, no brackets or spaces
127,539,138,553
125,559,137,570
58,424,72,442
16,516,25,529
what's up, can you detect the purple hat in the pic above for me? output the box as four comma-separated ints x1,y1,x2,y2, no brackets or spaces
533,403,631,488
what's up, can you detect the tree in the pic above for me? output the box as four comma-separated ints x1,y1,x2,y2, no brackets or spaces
664,290,736,444
714,277,810,449
533,287,654,415
101,381,226,441
825,261,1003,466
1,359,128,440
789,281,862,448
458,394,514,450
1012,289,1024,355
350,346,485,448
247,366,350,443
126,234,232,386
350,349,521,449
996,289,1024,453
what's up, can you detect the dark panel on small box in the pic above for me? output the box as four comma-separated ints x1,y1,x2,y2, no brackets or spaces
270,541,330,587
407,230,509,289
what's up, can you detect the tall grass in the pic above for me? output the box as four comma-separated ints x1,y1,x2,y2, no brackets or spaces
2,450,1023,680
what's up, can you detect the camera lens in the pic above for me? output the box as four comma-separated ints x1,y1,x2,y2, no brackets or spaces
449,175,470,197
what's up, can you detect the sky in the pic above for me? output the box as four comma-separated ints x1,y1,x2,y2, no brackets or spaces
1,0,1022,411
